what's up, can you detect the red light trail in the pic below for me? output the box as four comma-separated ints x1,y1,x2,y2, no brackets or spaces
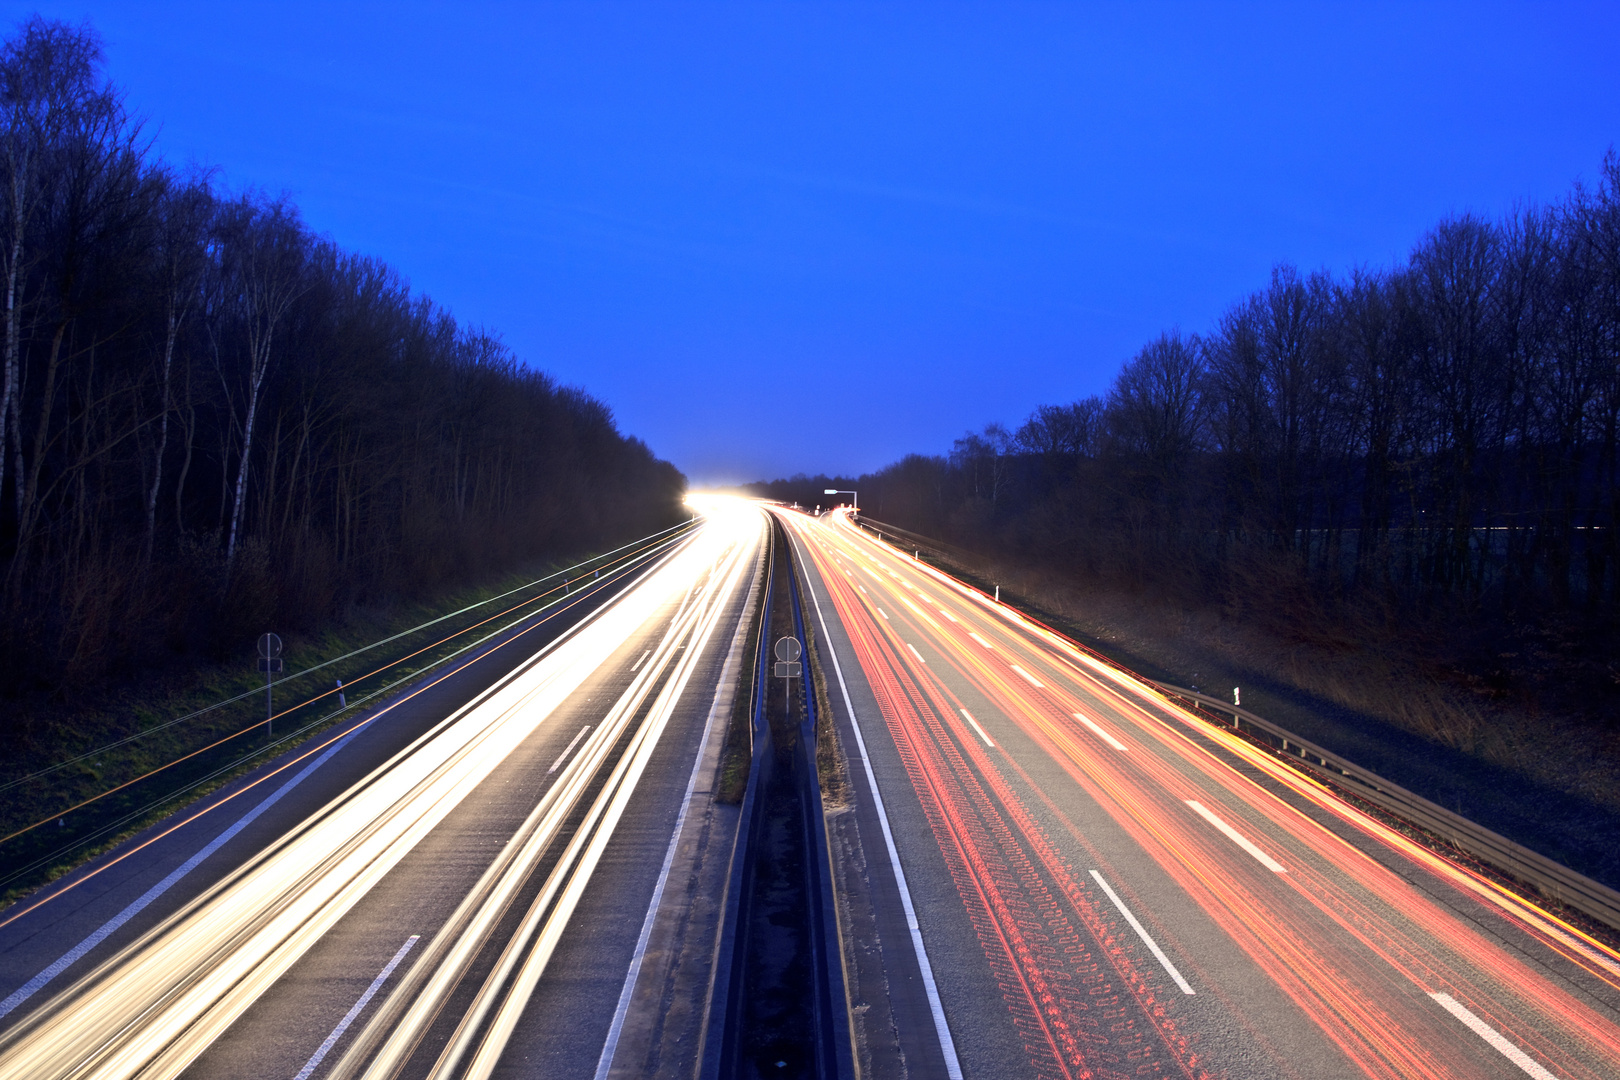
786,509,1620,1079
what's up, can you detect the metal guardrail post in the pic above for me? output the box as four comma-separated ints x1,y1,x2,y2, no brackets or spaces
1154,683,1620,932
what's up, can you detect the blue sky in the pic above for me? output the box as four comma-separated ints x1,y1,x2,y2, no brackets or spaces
9,2,1618,484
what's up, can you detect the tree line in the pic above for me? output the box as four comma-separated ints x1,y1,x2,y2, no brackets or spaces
0,18,685,719
760,154,1620,681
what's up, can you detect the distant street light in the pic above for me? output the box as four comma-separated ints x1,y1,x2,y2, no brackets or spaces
824,488,858,512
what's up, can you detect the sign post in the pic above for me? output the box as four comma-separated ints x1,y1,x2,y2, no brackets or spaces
773,636,802,714
823,488,858,513
257,632,283,736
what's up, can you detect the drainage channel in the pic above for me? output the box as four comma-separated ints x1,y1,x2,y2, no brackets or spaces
703,517,853,1080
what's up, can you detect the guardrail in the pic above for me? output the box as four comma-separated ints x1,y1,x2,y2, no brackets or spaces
850,515,1620,933
702,516,854,1079
1152,684,1620,932
787,532,856,1080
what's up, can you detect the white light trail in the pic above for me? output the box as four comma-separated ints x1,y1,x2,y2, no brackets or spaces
0,502,761,1080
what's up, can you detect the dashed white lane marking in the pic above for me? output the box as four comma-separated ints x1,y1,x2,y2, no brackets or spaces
1185,800,1287,873
547,725,592,773
293,934,420,1080
1009,663,1044,688
907,643,927,664
969,632,994,649
938,609,958,623
858,585,868,594
1428,993,1556,1079
877,607,889,620
1073,712,1127,752
630,649,651,672
959,709,995,747
1089,871,1194,994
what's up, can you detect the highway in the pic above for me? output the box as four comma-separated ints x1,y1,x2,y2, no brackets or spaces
4,494,1618,1080
782,507,1620,1080
0,499,764,1080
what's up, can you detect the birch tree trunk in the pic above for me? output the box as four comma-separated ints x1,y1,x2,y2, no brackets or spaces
1,193,23,517
219,198,306,576
225,350,266,568
143,304,176,560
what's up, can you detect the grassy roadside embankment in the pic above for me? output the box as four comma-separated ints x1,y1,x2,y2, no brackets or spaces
0,524,695,910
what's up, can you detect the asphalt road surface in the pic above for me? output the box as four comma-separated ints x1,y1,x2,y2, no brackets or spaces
0,502,763,1080
783,506,1620,1080
5,495,1618,1080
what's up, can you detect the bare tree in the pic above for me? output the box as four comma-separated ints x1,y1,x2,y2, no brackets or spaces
142,173,212,560
1107,329,1205,471
211,195,307,573
0,17,106,521
4,24,148,586
1410,214,1502,591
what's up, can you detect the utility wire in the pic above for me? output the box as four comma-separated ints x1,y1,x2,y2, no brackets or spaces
0,523,695,847
0,546,674,887
0,519,695,796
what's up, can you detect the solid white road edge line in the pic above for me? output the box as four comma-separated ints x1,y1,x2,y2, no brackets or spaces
959,709,995,748
293,934,420,1080
1088,871,1194,995
1072,712,1127,752
796,532,964,1080
1185,800,1287,873
547,725,593,774
1428,992,1556,1080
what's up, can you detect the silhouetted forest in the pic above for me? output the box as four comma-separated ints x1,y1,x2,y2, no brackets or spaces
0,18,685,716
761,155,1620,718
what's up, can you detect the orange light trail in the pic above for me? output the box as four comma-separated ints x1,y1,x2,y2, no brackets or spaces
787,509,1620,1080
786,514,1209,1080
